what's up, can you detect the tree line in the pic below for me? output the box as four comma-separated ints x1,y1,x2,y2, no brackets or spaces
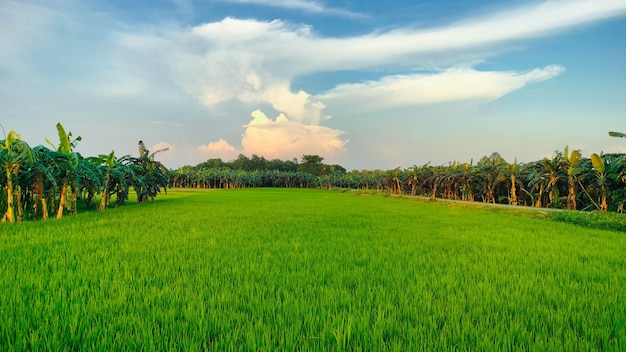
1,124,168,223
170,145,626,213
4,124,625,224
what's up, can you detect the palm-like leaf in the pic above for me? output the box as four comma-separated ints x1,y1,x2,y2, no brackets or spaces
590,153,605,173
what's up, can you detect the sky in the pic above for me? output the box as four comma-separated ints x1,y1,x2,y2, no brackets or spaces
1,0,625,171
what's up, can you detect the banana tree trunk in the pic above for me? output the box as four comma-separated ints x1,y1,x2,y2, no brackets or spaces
486,182,496,204
33,176,49,220
56,183,67,219
15,188,23,221
99,189,108,211
510,175,518,206
41,197,49,220
600,186,608,212
535,187,543,208
4,170,15,223
567,176,577,210
69,187,77,215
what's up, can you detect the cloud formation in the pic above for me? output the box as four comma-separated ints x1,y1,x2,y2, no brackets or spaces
241,110,346,160
218,0,365,18
118,0,626,114
318,65,566,111
198,138,236,153
111,0,626,164
3,0,624,169
199,110,346,161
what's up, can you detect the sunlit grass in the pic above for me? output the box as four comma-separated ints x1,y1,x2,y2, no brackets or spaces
1,188,625,350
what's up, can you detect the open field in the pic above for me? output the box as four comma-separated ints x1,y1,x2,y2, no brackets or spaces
1,188,625,350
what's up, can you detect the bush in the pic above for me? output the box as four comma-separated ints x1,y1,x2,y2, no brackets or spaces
549,210,626,232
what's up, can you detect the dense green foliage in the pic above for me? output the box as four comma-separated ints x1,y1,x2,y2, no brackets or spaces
2,189,625,350
171,150,626,213
549,210,626,232
0,124,168,223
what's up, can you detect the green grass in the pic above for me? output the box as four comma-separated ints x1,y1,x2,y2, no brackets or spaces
1,188,625,350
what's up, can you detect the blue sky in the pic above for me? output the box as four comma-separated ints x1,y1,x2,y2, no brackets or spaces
1,0,625,170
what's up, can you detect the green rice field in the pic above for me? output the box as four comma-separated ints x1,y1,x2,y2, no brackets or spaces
1,188,625,350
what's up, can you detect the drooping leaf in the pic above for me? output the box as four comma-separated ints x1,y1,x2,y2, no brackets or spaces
56,123,71,155
570,150,582,166
590,153,605,173
608,131,626,138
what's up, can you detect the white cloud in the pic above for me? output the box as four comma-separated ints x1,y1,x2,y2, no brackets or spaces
198,138,239,160
197,110,346,162
117,0,626,117
218,0,365,18
4,0,624,169
198,138,236,153
241,110,346,162
111,0,626,164
303,0,626,70
318,65,566,110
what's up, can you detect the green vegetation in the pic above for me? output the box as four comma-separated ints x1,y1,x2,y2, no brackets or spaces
1,123,168,223
2,188,625,350
171,149,626,213
3,123,626,224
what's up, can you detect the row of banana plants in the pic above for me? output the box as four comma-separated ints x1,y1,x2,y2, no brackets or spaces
1,124,168,223
169,147,626,213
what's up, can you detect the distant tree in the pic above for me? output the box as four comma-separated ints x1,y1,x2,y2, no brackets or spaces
298,155,324,176
282,158,299,172
231,154,250,170
197,158,230,170
249,154,269,171
329,164,347,175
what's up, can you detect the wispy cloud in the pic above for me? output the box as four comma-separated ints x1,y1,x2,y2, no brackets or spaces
318,65,566,111
218,0,366,18
118,0,626,115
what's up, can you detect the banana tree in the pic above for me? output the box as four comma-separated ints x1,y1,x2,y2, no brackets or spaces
607,154,626,212
27,145,62,220
1,130,33,223
530,153,567,208
93,151,116,210
75,154,104,209
563,146,583,210
473,152,507,204
505,160,523,206
46,123,82,219
125,142,169,203
590,153,608,211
